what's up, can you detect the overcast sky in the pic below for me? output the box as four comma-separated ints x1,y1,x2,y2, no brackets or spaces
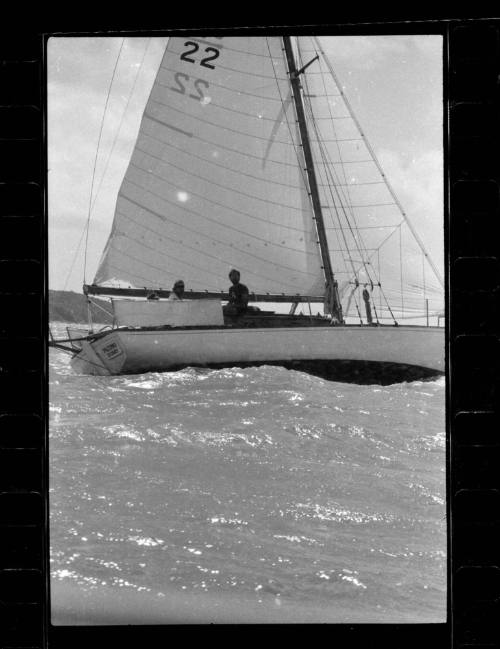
47,33,443,294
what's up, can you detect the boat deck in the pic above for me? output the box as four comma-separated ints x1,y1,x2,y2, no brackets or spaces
75,312,441,343
222,311,331,328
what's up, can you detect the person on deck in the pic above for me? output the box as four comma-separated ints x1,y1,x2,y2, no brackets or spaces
362,286,373,325
167,280,185,301
225,269,249,316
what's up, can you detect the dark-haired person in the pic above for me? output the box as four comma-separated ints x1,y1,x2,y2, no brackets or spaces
225,269,249,315
168,279,185,301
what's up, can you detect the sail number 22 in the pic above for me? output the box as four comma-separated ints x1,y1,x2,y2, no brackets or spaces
170,40,221,102
180,41,220,69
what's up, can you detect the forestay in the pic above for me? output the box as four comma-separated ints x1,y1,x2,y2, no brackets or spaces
94,37,325,298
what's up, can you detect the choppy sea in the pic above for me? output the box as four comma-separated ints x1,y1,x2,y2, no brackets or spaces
49,322,446,625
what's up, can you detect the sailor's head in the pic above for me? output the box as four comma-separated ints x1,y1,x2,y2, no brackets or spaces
229,269,240,284
173,279,185,296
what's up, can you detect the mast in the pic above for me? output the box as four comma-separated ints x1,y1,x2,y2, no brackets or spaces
282,36,343,323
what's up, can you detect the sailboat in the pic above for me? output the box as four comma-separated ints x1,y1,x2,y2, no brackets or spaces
50,35,445,383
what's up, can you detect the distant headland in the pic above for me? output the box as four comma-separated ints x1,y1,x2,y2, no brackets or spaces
49,290,113,325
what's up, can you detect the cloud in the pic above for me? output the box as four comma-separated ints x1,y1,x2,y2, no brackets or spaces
319,35,410,71
320,34,442,73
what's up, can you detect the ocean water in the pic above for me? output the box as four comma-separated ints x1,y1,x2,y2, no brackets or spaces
49,322,446,624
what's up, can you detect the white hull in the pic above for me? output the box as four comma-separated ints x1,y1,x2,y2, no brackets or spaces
70,325,445,381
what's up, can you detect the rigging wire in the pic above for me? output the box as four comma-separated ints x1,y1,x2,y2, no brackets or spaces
83,38,125,285
299,38,405,325
377,249,382,313
315,139,362,281
63,224,87,292
371,288,380,324
298,40,377,280
66,38,151,291
296,41,358,280
307,106,400,320
310,53,392,290
265,38,314,208
90,38,152,214
353,291,363,324
422,249,427,315
312,35,444,290
399,225,404,317
298,38,377,287
300,35,443,322
264,37,327,282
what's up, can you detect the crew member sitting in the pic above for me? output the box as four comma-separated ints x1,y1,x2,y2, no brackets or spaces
167,279,185,301
224,268,249,316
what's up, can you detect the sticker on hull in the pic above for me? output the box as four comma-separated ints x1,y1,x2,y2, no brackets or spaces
100,340,123,360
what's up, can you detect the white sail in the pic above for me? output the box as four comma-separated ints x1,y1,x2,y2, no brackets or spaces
297,36,443,322
94,36,325,297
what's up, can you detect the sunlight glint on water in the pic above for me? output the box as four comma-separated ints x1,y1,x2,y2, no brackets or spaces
49,322,446,624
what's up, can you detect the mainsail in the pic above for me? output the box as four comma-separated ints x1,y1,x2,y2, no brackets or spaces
94,36,325,297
